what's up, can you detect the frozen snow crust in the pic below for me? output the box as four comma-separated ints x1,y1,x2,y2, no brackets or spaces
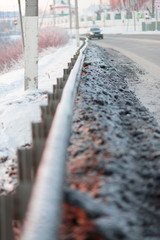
62,42,160,240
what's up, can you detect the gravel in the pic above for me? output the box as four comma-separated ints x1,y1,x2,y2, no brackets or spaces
61,42,160,240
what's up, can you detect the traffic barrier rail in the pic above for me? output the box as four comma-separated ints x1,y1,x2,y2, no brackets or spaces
0,37,87,240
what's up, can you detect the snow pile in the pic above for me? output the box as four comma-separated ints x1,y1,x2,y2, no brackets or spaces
0,39,78,193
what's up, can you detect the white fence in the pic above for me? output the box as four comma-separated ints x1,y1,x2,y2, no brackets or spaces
39,11,157,33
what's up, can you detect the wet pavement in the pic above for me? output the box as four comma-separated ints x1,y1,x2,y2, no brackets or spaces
61,42,160,240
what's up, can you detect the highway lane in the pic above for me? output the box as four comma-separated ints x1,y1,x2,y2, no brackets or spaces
92,34,160,78
91,34,160,124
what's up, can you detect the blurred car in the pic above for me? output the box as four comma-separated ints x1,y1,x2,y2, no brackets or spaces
86,27,103,40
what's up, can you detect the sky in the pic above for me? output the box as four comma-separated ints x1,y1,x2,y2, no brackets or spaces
0,0,99,12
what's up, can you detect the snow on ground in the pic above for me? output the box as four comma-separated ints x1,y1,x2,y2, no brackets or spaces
0,39,79,192
0,28,160,193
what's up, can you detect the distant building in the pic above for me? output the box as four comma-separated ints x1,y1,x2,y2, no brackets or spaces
52,0,75,16
100,0,110,5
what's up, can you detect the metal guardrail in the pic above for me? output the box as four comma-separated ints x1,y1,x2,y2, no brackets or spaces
0,37,87,240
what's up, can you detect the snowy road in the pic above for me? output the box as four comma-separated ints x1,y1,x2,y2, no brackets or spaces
95,34,160,77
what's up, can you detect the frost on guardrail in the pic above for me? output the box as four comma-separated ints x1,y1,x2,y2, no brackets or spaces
0,38,86,240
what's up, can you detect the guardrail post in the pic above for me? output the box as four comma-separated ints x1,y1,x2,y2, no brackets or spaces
71,57,76,66
57,77,64,88
52,85,63,100
17,148,34,181
68,62,72,73
31,122,46,171
13,182,32,225
63,69,69,82
0,195,14,240
32,139,45,172
32,122,46,139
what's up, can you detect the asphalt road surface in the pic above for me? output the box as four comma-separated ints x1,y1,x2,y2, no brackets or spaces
93,34,160,79
91,34,160,125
